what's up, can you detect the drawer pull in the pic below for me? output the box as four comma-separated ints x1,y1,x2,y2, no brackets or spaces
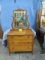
12,42,14,44
11,37,13,39
28,42,30,44
12,47,14,49
28,47,30,49
28,36,30,38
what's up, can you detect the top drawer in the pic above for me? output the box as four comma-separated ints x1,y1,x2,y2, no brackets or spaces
7,35,33,40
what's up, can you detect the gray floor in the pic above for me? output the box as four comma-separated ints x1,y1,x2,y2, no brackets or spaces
0,39,45,60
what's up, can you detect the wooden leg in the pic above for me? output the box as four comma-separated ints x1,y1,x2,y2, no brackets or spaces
8,51,10,55
32,50,33,55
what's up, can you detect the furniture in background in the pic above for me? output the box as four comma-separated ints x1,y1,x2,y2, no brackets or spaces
0,24,3,39
36,10,45,51
0,6,3,39
7,8,34,54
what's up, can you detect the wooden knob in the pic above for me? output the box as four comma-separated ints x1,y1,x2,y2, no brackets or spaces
28,42,30,44
12,42,14,44
11,37,13,39
12,47,14,49
28,47,29,49
28,36,29,38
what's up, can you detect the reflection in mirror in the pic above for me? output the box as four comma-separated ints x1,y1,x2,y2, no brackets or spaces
12,8,30,29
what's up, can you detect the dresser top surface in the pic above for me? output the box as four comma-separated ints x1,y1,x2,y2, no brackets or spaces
7,29,34,36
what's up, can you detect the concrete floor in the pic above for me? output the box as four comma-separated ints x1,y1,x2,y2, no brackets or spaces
0,39,45,60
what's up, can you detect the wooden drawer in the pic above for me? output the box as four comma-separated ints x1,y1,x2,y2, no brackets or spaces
8,41,33,46
9,45,32,52
8,39,33,43
7,35,33,40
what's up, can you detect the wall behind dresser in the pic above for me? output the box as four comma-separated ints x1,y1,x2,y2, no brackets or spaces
0,0,41,32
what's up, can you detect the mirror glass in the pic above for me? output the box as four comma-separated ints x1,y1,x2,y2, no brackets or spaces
13,9,27,28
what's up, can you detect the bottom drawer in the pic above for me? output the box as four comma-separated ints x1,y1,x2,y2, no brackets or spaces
9,45,32,52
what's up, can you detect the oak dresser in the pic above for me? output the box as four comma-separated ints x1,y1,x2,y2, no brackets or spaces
7,29,34,54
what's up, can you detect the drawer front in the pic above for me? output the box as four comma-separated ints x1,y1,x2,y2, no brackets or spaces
8,39,33,43
7,35,33,40
8,41,33,46
9,45,32,52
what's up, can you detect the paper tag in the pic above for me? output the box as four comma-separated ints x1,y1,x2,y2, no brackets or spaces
19,29,22,32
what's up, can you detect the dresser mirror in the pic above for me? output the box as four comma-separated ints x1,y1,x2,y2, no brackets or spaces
12,8,30,29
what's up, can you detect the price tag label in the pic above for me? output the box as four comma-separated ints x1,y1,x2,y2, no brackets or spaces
19,29,22,32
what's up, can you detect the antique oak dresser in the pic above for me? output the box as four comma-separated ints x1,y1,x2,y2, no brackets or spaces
7,29,34,54
7,8,34,54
